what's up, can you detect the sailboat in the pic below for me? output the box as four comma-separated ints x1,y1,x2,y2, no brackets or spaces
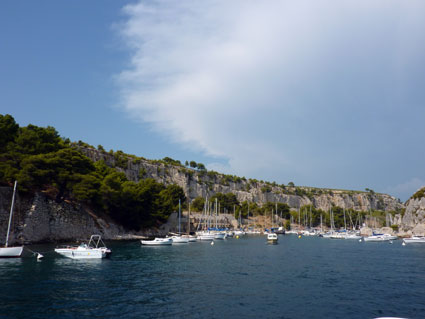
0,181,24,258
170,199,189,243
267,209,278,244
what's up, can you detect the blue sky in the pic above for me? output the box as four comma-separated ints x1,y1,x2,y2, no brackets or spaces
1,1,425,201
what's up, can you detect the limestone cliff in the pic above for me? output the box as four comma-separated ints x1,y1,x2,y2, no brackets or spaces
393,187,425,236
81,147,403,213
0,186,162,245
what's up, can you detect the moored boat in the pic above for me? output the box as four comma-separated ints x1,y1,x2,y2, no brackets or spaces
0,181,24,258
344,233,362,240
197,231,215,241
363,233,398,242
170,236,190,243
141,238,173,245
55,235,111,259
0,246,24,258
402,236,425,244
267,233,278,244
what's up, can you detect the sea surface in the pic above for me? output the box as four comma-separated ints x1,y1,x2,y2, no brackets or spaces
1,235,424,319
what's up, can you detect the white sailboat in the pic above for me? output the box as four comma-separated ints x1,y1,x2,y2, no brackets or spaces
0,181,24,258
171,199,189,243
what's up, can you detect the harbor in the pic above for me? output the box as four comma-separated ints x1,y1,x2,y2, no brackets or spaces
1,235,424,319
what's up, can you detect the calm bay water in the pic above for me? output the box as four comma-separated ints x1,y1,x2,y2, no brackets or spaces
1,235,424,319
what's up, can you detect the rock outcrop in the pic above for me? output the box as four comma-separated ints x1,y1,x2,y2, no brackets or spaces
0,186,168,245
393,188,425,236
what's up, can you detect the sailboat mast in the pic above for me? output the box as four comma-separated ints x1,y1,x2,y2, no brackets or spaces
247,202,250,228
178,198,181,234
215,198,218,229
298,207,300,228
188,202,191,234
309,205,312,229
5,181,17,248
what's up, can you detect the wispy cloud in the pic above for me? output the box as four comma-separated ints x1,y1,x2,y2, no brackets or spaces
116,0,425,196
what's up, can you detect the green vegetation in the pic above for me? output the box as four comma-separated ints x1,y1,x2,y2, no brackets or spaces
412,187,425,200
0,114,185,230
191,196,206,212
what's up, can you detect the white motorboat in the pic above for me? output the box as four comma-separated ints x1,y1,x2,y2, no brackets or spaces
363,234,398,242
344,233,362,240
403,236,425,244
141,237,173,245
234,230,245,236
330,233,346,239
0,181,24,258
197,232,215,241
322,232,334,238
267,233,278,244
225,231,234,237
171,236,190,243
182,234,198,242
55,235,112,259
213,232,226,240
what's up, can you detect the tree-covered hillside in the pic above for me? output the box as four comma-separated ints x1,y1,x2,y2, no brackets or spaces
0,114,185,230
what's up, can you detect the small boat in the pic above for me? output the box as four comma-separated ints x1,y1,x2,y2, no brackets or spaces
267,233,278,244
182,234,198,242
403,236,425,244
213,232,226,240
169,200,189,244
363,233,398,242
141,238,173,245
170,236,190,244
234,230,245,236
275,227,286,235
225,231,234,238
344,233,362,240
0,181,24,258
197,232,215,241
55,235,111,259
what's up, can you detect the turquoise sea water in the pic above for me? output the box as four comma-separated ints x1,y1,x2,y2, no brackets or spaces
1,235,424,319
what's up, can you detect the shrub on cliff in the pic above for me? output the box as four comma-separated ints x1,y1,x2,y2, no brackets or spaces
0,114,186,230
412,187,425,200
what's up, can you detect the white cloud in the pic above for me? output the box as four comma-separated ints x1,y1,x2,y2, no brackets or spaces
116,0,425,191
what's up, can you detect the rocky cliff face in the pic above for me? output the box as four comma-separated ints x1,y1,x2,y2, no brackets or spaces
393,189,425,236
0,186,151,245
81,147,403,213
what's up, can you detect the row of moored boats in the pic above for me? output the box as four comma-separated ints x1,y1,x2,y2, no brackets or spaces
287,228,425,244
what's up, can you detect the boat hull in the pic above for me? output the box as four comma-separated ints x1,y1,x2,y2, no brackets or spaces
141,238,173,245
403,237,425,244
214,233,226,240
54,248,110,259
198,234,215,241
0,246,24,258
364,235,397,242
171,236,190,243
